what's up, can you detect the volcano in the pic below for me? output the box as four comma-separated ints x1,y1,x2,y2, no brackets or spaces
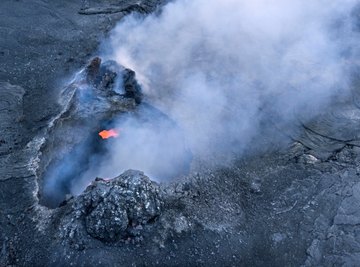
2,0,360,266
40,57,191,208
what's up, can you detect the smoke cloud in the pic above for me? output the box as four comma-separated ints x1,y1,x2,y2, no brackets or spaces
44,0,360,203
89,0,359,181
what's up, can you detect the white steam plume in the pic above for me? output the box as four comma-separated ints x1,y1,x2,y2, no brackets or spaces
86,0,360,184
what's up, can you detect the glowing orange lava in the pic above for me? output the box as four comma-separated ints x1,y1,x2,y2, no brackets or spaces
98,129,119,139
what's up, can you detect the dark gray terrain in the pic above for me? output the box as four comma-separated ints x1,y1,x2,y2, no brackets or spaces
2,0,360,266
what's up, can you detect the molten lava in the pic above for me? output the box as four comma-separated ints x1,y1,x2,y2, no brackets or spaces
98,129,119,139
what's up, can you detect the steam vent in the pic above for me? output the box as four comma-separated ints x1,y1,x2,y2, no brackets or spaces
2,0,360,266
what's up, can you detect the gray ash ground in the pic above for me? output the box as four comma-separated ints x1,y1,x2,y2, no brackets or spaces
2,0,360,266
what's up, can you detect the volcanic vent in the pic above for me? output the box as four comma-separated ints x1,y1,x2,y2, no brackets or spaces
38,57,191,208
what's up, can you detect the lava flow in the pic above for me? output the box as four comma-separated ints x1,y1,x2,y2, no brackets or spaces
98,129,119,139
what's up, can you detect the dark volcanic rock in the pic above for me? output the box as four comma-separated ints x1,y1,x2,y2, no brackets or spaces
123,68,143,104
294,101,360,160
85,56,102,84
84,57,143,103
91,58,143,102
63,170,163,244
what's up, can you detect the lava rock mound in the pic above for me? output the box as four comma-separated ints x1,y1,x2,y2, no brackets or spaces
71,170,163,243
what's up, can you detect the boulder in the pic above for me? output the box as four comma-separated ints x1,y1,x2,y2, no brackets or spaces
72,170,163,242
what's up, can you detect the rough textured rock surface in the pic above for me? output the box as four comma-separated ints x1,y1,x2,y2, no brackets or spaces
65,170,163,243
